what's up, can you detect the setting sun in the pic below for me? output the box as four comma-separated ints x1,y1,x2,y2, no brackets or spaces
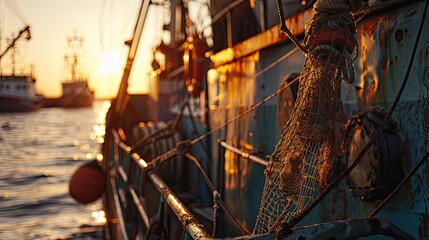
99,51,122,76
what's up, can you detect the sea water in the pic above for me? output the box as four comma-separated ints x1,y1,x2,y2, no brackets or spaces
0,101,110,239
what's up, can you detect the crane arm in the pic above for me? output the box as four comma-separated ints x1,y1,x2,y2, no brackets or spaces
0,25,31,60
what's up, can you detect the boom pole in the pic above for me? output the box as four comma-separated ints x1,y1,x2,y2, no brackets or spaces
115,0,151,112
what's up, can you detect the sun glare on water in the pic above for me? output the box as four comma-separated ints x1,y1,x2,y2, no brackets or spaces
98,51,122,76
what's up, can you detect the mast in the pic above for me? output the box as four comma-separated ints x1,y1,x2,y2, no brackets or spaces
0,25,31,76
11,39,15,75
0,1,31,77
64,34,85,82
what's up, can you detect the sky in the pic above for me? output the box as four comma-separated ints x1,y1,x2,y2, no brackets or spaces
1,0,167,99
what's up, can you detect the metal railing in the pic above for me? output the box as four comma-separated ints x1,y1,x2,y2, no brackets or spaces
107,128,416,239
148,172,211,239
218,140,267,166
109,129,210,239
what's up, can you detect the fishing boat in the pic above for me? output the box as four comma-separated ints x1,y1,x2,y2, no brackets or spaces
43,34,94,108
75,0,429,238
0,26,43,112
0,75,43,112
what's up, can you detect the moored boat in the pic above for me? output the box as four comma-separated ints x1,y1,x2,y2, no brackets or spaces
43,34,94,108
0,75,43,112
87,0,429,239
43,81,94,108
0,25,43,113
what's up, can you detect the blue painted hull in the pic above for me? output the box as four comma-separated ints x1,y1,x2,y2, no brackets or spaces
102,0,429,239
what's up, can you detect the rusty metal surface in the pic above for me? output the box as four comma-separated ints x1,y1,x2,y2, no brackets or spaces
325,1,429,237
103,0,429,239
231,217,413,239
210,9,311,67
205,0,429,237
148,172,212,239
207,38,305,235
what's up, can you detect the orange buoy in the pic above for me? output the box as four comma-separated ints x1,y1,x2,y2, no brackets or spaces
69,160,105,204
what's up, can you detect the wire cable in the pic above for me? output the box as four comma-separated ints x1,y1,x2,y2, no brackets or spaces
275,0,429,234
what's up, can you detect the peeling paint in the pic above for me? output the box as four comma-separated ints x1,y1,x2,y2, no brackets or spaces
209,0,429,236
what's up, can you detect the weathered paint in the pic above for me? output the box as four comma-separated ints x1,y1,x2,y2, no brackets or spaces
210,8,311,68
104,0,429,239
334,2,429,237
204,0,429,237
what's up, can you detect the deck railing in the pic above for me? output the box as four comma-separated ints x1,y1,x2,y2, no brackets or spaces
109,129,211,239
106,128,416,240
218,140,268,167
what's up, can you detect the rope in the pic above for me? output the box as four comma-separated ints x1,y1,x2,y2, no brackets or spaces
140,76,299,171
255,0,363,233
253,47,299,79
4,0,28,25
212,190,220,237
130,98,189,151
190,76,300,146
274,0,428,234
184,154,251,235
115,0,426,237
186,101,213,168
132,0,310,162
369,150,429,217
158,152,251,235
276,0,363,55
276,0,308,54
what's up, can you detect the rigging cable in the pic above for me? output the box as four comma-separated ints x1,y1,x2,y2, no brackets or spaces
142,73,300,168
184,153,251,235
109,0,138,48
369,150,429,217
274,0,429,234
276,0,308,54
129,36,302,166
4,0,27,25
99,0,107,49
115,0,428,237
130,0,404,194
185,100,213,170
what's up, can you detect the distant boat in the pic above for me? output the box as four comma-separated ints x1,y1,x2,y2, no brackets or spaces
0,26,42,112
43,34,94,108
0,75,43,112
59,80,94,107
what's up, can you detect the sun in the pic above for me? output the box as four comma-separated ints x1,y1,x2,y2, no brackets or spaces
99,51,122,76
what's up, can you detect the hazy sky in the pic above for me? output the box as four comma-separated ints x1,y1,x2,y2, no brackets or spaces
1,0,165,99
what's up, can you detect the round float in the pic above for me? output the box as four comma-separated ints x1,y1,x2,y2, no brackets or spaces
69,160,105,204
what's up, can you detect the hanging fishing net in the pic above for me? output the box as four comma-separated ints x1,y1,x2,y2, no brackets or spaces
254,0,362,234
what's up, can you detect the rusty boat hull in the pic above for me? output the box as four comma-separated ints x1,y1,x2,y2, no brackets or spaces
101,0,429,239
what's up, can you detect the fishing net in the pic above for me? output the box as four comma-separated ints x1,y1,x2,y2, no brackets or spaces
254,0,362,234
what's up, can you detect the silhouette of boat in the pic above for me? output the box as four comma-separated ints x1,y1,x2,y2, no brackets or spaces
0,26,43,112
43,34,94,108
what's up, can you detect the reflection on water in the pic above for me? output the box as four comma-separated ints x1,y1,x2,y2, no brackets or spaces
0,101,110,240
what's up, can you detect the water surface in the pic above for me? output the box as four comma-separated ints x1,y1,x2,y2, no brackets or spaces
0,101,109,239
